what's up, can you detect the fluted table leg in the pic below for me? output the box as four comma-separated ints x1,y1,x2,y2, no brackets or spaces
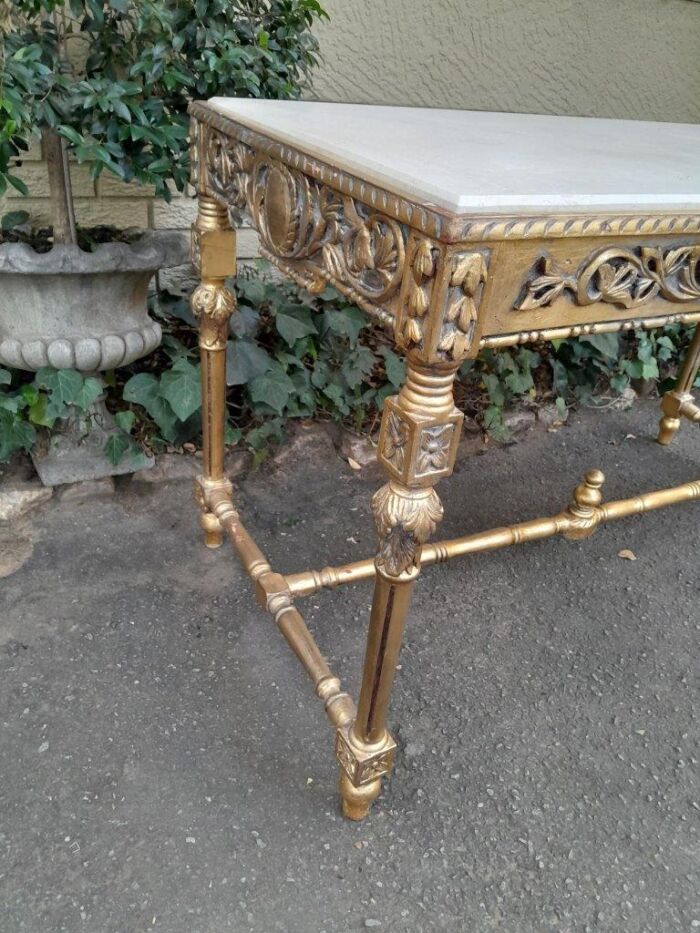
337,355,463,819
191,195,237,546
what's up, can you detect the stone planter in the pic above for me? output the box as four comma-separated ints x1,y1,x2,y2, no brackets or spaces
0,230,190,484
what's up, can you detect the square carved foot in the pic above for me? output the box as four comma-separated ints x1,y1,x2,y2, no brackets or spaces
335,724,397,821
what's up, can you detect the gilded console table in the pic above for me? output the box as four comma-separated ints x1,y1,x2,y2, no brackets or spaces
188,99,700,820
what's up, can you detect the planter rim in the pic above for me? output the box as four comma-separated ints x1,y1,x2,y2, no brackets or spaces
0,230,189,275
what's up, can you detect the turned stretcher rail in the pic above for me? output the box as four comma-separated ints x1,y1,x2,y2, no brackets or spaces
283,475,700,599
205,483,356,732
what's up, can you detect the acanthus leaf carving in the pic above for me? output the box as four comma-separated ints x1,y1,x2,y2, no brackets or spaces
372,481,443,578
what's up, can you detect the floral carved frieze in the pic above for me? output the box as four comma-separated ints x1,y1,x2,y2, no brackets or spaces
200,127,406,312
516,245,700,312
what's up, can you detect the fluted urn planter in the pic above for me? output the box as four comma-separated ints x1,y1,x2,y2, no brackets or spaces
0,231,189,485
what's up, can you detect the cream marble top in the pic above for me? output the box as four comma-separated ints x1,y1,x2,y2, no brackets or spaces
208,98,700,217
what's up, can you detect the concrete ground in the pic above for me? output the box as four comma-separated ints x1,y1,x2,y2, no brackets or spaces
0,400,698,933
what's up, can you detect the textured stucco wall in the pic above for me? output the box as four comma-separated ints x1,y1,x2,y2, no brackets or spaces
309,0,700,123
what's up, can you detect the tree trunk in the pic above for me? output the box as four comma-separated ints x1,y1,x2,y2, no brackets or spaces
42,127,77,247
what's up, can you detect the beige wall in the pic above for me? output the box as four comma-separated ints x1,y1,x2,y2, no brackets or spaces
310,0,700,122
4,0,699,247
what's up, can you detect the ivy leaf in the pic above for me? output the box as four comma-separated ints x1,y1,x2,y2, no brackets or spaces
581,333,620,360
323,307,367,343
35,368,84,406
104,432,132,466
28,394,55,428
159,358,201,422
74,377,103,411
483,373,505,407
0,412,36,460
115,410,136,433
341,346,375,389
226,339,273,386
123,372,179,442
483,405,512,443
274,308,317,346
0,368,11,386
230,304,260,339
248,363,295,415
379,347,405,388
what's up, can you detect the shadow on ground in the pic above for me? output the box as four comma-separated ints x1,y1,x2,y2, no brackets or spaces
0,401,698,932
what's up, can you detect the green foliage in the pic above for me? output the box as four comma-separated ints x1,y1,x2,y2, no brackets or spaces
1,269,698,466
0,365,104,460
1,0,327,200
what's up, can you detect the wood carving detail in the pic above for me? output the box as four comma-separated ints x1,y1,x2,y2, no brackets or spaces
416,424,455,476
372,482,443,577
203,128,405,307
516,246,700,312
438,251,488,358
382,411,411,473
399,244,488,362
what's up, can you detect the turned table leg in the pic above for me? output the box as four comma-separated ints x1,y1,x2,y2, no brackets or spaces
337,356,463,820
191,195,237,546
658,324,700,445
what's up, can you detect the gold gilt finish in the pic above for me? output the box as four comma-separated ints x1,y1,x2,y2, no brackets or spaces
189,102,700,821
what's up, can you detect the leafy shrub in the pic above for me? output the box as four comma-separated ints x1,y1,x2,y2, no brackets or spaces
1,0,328,232
0,365,103,460
1,266,696,468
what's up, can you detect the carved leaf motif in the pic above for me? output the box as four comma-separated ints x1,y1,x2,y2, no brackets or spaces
322,242,346,282
407,280,430,318
403,317,423,345
595,261,638,307
516,245,700,313
662,246,692,276
372,483,443,576
451,252,486,293
413,240,435,281
416,424,454,475
679,257,700,296
633,277,658,302
515,254,573,311
353,225,374,270
372,226,397,273
377,526,419,579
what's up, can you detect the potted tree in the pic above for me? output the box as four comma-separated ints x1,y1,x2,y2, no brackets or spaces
0,0,327,481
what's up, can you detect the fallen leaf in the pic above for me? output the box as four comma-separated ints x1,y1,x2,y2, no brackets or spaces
618,549,637,561
347,457,362,471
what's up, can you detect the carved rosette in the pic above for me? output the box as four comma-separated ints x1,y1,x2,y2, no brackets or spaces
516,245,700,312
378,399,462,487
191,282,236,350
371,481,444,578
415,423,455,475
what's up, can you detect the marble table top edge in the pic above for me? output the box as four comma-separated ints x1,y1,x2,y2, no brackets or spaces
191,100,700,239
